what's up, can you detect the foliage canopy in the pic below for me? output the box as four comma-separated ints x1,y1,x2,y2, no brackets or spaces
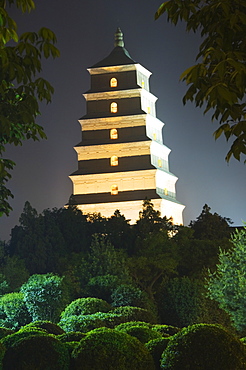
0,0,59,216
206,227,246,333
20,273,67,322
156,0,246,162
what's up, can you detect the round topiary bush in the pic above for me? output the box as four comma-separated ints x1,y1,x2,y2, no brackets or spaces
24,320,65,335
57,331,86,343
59,314,106,333
64,340,79,355
115,321,152,330
112,306,156,324
161,324,246,370
145,337,170,370
61,297,112,319
86,311,124,328
116,325,162,344
1,327,48,349
71,327,155,370
2,334,70,370
115,321,161,343
152,324,180,336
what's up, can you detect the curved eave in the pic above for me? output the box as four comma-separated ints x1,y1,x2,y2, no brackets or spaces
83,88,158,102
78,114,147,131
68,189,161,205
90,46,135,68
88,63,152,77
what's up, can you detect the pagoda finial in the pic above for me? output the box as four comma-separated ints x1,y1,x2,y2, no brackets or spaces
114,27,124,47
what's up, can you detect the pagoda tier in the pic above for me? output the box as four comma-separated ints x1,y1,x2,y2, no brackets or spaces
69,28,185,224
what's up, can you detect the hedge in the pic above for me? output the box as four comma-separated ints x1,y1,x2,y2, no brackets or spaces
71,327,155,370
161,324,246,370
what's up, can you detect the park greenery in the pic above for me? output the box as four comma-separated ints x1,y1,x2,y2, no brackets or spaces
0,1,245,366
0,200,245,368
0,0,59,217
156,0,246,163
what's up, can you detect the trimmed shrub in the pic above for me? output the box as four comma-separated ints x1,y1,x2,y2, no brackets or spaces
161,324,246,370
1,327,48,349
2,334,70,369
112,306,156,324
59,306,157,333
146,337,170,370
152,324,180,336
61,297,112,319
64,340,79,355
24,320,65,335
0,327,14,340
59,310,131,332
88,311,124,328
115,321,162,343
57,331,86,343
71,327,155,370
115,324,162,343
59,314,106,333
115,321,152,330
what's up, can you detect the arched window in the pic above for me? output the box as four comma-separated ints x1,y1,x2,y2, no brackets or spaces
110,78,117,87
164,188,168,196
110,128,118,139
158,158,162,168
111,185,118,195
153,132,157,141
110,102,118,113
110,155,118,166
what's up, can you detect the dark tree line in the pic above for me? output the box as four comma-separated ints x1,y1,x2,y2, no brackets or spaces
0,200,233,328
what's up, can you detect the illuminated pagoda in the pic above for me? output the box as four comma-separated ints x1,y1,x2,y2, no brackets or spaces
69,28,185,224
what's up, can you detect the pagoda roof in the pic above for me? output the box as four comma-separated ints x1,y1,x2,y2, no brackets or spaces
90,28,136,68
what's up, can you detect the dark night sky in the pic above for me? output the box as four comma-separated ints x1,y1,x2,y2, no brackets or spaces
0,0,245,240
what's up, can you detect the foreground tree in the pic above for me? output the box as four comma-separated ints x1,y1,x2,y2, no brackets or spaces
0,0,59,216
156,1,246,162
206,227,246,333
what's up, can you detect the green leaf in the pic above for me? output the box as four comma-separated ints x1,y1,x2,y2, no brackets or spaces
155,2,169,20
213,123,231,140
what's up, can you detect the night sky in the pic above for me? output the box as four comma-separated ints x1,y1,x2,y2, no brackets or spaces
0,0,245,241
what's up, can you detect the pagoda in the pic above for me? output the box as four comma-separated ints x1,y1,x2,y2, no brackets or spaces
69,28,185,224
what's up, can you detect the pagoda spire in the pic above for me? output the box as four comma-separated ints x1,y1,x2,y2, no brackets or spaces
114,27,124,47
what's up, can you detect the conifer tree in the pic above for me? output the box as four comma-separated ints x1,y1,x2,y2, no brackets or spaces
206,226,246,332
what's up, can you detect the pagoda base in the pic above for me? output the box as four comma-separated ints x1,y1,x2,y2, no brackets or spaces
75,199,162,224
73,197,184,225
